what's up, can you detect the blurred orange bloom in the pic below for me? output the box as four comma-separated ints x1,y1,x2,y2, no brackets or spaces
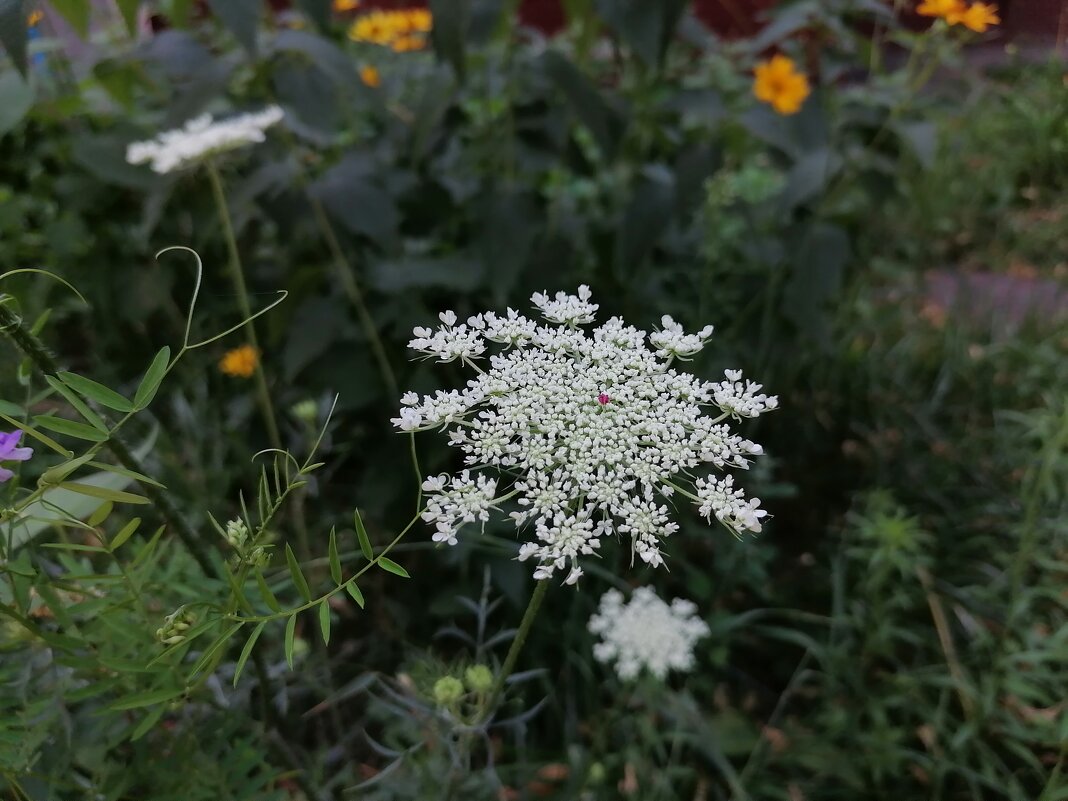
333,0,360,10
916,0,965,17
219,345,259,378
753,55,811,115
360,65,381,87
950,2,1000,31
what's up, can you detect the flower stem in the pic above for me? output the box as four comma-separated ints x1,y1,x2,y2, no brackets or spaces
205,162,282,451
308,195,399,400
484,578,549,719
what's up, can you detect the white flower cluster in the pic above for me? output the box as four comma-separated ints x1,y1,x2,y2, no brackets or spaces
395,287,777,584
588,587,710,680
126,106,285,174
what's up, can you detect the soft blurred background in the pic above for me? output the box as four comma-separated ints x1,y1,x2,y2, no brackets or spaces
0,1,1066,799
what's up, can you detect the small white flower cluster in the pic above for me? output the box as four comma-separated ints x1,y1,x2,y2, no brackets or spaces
395,287,777,584
126,106,285,174
588,587,710,680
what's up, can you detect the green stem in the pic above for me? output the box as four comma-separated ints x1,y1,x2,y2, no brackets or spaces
308,196,399,400
205,162,282,451
0,303,217,577
483,578,550,719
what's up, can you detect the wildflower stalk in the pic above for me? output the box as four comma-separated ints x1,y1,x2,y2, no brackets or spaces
483,578,549,719
308,195,399,399
0,301,218,577
205,161,282,451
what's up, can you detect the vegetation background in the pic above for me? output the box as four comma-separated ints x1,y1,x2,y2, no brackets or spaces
0,1,1065,799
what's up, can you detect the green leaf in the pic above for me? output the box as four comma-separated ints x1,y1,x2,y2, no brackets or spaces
294,0,330,29
285,543,312,602
354,509,373,560
345,581,365,609
0,69,34,136
284,614,297,669
594,0,688,67
328,527,342,585
317,600,331,645
60,482,149,505
256,571,281,612
188,623,242,678
0,411,71,457
377,557,410,579
44,375,108,432
51,0,91,36
541,50,626,160
130,704,167,741
87,500,113,527
115,0,140,33
0,0,28,78
309,155,398,248
58,371,134,412
428,0,468,79
38,451,97,485
87,461,166,488
109,517,142,551
206,0,261,53
34,415,109,442
109,686,185,711
135,347,170,409
233,621,265,687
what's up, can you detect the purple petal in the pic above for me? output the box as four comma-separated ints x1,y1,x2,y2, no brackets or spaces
0,466,13,483
0,430,19,457
7,446,32,462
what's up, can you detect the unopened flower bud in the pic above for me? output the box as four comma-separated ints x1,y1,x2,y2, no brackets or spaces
432,676,464,706
224,519,248,549
464,664,493,694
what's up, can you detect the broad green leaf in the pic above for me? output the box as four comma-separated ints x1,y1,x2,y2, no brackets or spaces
109,686,185,711
34,415,109,442
285,543,312,602
594,0,688,67
256,571,281,612
328,527,342,585
115,0,140,33
134,347,171,408
0,69,34,136
60,482,149,505
109,517,142,551
58,371,134,412
44,375,107,432
428,0,467,79
541,50,626,160
354,509,373,560
233,621,265,686
51,0,91,36
377,557,410,579
206,0,261,53
284,614,297,669
318,600,331,645
345,582,365,609
0,0,28,78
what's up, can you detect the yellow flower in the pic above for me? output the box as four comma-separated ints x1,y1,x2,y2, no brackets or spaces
333,0,360,10
360,65,381,87
347,8,432,49
391,34,427,52
916,0,965,18
219,345,259,378
404,9,432,32
753,55,811,116
949,2,1000,31
27,10,43,26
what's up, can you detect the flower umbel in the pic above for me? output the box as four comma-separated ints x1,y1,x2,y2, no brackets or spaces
753,55,811,115
126,106,284,174
219,345,259,378
588,587,710,681
0,430,33,483
396,287,776,584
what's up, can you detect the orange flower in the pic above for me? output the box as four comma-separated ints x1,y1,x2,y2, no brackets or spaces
219,345,259,378
391,34,426,52
949,2,1000,31
753,55,811,116
916,0,965,18
333,0,360,10
348,8,431,49
360,65,381,87
27,10,43,26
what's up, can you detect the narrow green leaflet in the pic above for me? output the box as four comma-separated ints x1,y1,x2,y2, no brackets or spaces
58,371,134,412
109,517,142,551
284,614,297,669
377,557,410,579
328,527,342,585
233,622,266,686
134,346,171,408
60,482,149,505
87,501,113,527
255,571,281,612
354,508,373,560
285,543,312,602
318,600,331,645
130,704,167,741
109,686,186,711
44,375,107,431
0,411,71,457
38,451,96,485
34,415,109,442
345,582,366,609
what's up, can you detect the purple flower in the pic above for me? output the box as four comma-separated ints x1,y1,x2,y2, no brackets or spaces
0,430,33,483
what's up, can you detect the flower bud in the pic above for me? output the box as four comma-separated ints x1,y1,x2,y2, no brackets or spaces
432,676,464,706
464,664,494,694
224,518,248,549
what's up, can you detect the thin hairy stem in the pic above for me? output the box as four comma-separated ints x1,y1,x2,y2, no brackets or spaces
0,302,217,577
205,162,282,451
483,579,550,720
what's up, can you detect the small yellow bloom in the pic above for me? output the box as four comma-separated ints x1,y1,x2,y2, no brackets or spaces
347,8,432,49
753,55,811,116
405,9,432,32
360,65,381,87
391,34,426,52
949,2,1000,31
219,345,259,378
333,0,360,11
27,10,43,26
916,0,965,18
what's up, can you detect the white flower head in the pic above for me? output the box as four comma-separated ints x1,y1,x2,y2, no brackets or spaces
126,106,285,174
588,587,710,680
397,287,777,583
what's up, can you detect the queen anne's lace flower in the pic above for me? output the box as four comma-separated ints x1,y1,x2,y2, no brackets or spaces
394,287,777,583
588,587,710,680
126,106,284,174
